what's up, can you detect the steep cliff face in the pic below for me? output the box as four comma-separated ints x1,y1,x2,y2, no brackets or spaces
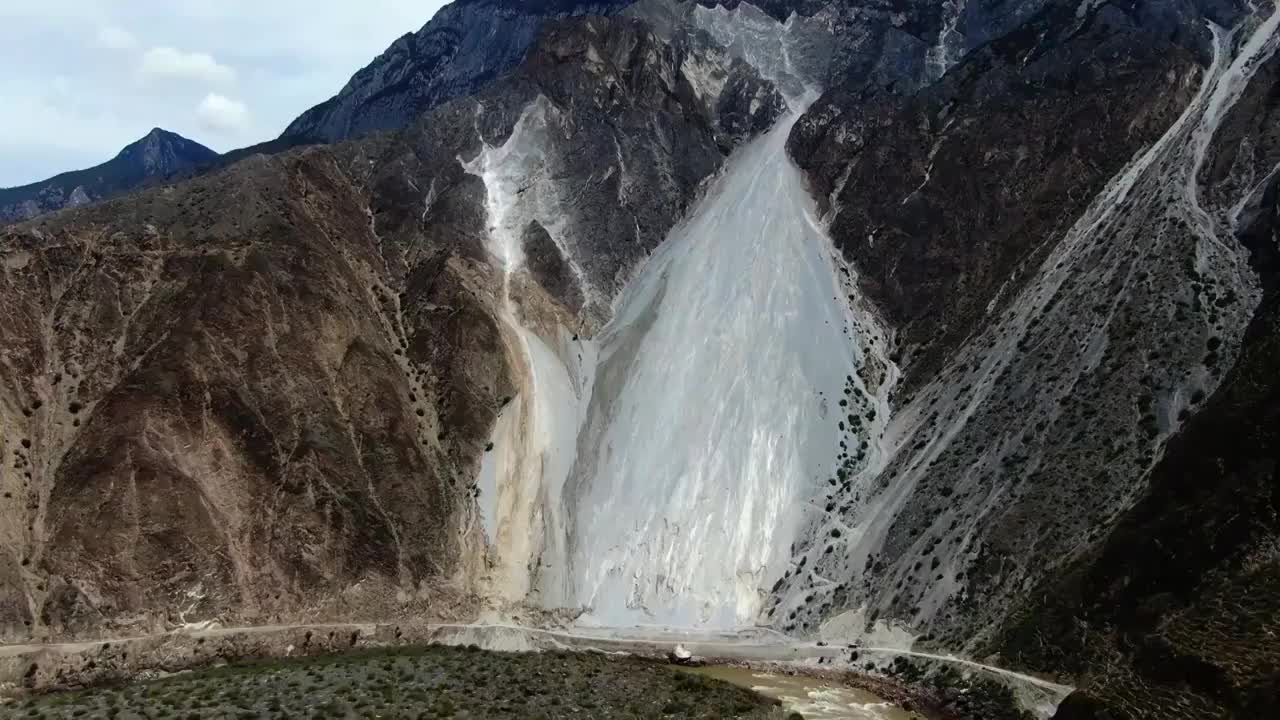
282,0,1080,146
0,13,780,642
0,130,218,224
279,0,636,143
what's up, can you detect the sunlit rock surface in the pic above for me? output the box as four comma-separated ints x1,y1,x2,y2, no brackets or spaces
538,110,894,626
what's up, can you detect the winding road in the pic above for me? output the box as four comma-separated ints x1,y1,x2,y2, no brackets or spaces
1,620,1072,693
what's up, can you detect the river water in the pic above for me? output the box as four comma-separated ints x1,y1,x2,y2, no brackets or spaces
688,666,921,720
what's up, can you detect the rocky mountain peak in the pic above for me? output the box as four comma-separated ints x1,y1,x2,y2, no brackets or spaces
0,128,217,224
279,0,637,143
115,128,218,176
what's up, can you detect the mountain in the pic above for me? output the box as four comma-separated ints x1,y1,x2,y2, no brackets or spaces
2,2,1279,718
0,129,219,224
0,8,780,642
279,0,1066,145
280,0,638,143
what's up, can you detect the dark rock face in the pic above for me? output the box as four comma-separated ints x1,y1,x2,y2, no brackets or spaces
0,129,218,224
1049,692,1117,720
279,0,636,143
774,0,1208,637
115,128,217,177
0,12,778,643
369,14,783,325
637,0,1110,104
517,15,784,303
694,0,820,18
281,0,1072,146
788,0,1208,393
522,221,585,315
775,0,1278,683
996,42,1280,720
1005,268,1280,719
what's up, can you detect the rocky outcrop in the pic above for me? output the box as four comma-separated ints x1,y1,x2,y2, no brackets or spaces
650,0,1084,91
788,0,1229,394
0,130,218,224
279,0,637,144
281,0,1083,146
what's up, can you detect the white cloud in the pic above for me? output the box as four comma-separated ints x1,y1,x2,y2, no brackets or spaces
95,25,137,51
139,46,235,86
196,92,250,134
0,1,453,186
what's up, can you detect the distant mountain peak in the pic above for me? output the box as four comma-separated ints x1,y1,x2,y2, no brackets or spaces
0,128,219,223
116,127,217,171
137,127,186,146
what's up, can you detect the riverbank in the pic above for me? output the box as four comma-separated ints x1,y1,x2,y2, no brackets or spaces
687,665,925,720
0,622,1058,719
689,659,1037,720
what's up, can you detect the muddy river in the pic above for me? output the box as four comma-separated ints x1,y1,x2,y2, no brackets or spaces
687,666,923,720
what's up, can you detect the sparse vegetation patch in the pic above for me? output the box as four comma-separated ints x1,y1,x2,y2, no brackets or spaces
9,645,786,719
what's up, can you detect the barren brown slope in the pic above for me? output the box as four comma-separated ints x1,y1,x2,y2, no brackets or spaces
0,141,507,643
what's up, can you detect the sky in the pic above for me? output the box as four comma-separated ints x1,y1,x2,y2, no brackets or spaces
0,1,451,188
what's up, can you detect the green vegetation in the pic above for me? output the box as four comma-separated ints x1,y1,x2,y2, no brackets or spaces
881,659,1032,720
10,645,784,719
